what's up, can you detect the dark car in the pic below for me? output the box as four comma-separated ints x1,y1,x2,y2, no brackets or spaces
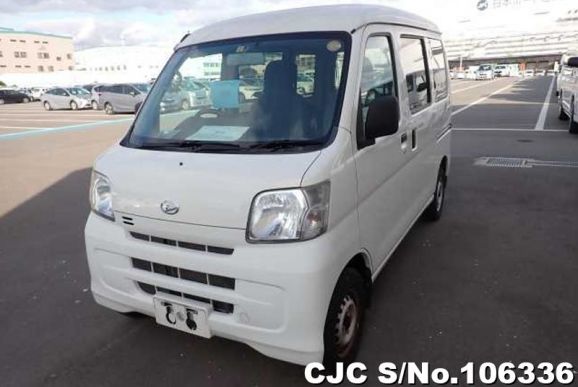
0,89,31,104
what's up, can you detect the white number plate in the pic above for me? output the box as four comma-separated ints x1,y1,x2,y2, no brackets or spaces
153,296,212,338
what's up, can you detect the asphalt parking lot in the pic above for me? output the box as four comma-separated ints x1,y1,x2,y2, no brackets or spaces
1,76,577,386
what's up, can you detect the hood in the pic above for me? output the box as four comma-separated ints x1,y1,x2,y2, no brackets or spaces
95,145,320,229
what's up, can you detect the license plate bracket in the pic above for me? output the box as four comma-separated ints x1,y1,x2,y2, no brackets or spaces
153,296,212,338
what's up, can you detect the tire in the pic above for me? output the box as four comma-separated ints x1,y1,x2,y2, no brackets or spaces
70,101,78,110
570,98,578,134
43,101,52,111
22,97,30,103
323,268,367,366
239,93,246,103
134,102,142,113
181,99,190,111
0,99,4,105
423,164,447,221
104,102,114,115
91,100,99,110
558,97,569,121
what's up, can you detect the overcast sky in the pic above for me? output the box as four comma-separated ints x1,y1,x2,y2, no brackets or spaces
0,0,574,49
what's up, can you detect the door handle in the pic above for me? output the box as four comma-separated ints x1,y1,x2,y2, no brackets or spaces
400,133,408,152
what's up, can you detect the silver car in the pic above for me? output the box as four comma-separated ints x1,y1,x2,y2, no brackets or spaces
41,87,91,110
98,83,149,114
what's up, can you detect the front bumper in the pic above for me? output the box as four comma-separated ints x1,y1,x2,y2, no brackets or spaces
85,212,350,365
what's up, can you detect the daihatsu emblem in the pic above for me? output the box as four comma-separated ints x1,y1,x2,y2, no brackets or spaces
160,200,179,215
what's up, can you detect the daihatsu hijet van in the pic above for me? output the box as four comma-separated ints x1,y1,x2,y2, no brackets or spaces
85,4,452,366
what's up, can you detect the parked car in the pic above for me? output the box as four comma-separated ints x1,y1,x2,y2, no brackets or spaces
297,74,314,94
546,69,556,77
98,83,149,114
84,4,451,366
524,69,535,77
238,79,262,102
535,69,546,76
41,87,91,110
181,78,211,108
0,89,31,104
557,56,578,134
31,87,47,101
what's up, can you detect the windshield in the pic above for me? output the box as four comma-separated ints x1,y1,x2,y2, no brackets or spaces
133,83,151,93
68,88,90,96
479,65,492,71
124,32,350,153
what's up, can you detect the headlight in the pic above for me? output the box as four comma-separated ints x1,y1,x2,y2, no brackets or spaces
89,171,115,221
247,181,330,242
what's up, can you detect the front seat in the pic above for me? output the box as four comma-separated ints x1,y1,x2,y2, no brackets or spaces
250,60,308,140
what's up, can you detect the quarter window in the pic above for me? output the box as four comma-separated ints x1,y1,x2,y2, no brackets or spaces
429,39,448,101
400,37,430,114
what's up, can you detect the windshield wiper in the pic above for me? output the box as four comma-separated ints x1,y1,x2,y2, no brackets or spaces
248,139,325,152
136,140,244,152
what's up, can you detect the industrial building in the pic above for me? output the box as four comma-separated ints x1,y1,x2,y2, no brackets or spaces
0,27,74,74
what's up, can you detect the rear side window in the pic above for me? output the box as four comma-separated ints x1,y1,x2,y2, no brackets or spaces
359,36,396,126
400,37,430,114
429,39,448,101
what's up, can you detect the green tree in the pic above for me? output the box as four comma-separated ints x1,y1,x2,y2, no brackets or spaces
0,80,6,87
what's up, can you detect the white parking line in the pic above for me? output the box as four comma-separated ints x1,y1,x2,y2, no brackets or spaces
451,79,498,94
453,127,566,132
534,76,556,130
451,82,517,116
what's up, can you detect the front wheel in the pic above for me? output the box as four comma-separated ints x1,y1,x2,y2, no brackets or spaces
558,93,568,120
70,101,78,110
323,268,367,366
104,103,114,115
43,101,52,111
570,99,578,134
91,101,99,110
423,165,447,221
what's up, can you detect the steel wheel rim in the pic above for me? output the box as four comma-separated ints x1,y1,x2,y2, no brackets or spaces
335,294,359,358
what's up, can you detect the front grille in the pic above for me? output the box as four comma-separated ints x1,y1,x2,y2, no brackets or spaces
130,232,234,256
136,281,234,314
132,258,235,290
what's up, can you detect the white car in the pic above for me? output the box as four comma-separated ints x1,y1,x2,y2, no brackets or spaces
524,69,535,77
535,69,546,76
475,64,494,80
557,56,578,134
85,4,451,366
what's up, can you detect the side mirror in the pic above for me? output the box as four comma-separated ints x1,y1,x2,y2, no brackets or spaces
567,57,578,68
365,95,399,140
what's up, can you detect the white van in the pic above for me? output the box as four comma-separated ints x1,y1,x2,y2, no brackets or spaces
557,56,578,134
85,5,452,365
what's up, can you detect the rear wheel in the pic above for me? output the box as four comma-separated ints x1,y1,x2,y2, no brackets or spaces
91,100,99,110
104,102,114,115
423,164,447,221
0,99,4,105
70,100,78,110
22,97,30,103
570,98,578,134
43,101,52,111
181,99,190,111
323,268,367,366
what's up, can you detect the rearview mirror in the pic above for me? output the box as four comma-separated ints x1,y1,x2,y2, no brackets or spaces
567,57,578,68
365,95,399,140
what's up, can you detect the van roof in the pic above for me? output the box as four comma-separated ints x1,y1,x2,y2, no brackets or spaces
179,4,439,47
